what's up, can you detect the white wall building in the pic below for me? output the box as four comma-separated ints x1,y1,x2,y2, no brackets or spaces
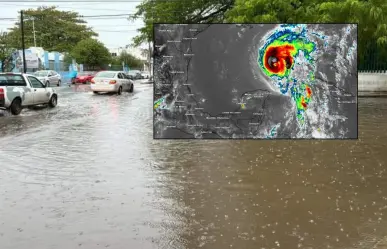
28,47,65,61
109,46,147,61
109,46,151,72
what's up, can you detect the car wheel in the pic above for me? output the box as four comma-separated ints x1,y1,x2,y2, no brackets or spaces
10,98,22,115
48,94,57,108
57,80,61,87
117,86,122,95
129,84,134,93
93,91,99,94
46,81,50,87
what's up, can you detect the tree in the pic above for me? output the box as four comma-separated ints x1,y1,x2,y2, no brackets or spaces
130,0,387,69
0,32,16,72
117,51,144,68
226,0,320,23
315,0,387,69
6,6,97,52
70,38,111,70
226,0,387,69
63,53,73,66
129,0,234,46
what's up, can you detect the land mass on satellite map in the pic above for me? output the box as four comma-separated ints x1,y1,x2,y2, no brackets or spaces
153,24,358,139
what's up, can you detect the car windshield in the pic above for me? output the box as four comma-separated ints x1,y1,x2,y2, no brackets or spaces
34,71,48,77
95,72,116,78
0,74,26,86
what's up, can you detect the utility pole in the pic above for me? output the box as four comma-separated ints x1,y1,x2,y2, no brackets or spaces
20,10,27,73
148,41,152,77
32,17,36,47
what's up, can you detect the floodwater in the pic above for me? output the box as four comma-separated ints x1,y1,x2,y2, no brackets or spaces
0,84,387,249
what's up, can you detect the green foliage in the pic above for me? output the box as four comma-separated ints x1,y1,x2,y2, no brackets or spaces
227,0,387,69
118,51,144,68
130,0,234,46
0,32,16,72
70,38,111,69
226,0,320,23
131,0,387,69
110,51,143,69
6,6,97,52
63,53,73,65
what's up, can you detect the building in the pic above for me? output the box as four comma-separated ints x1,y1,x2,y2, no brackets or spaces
10,47,65,73
109,46,146,60
109,46,151,73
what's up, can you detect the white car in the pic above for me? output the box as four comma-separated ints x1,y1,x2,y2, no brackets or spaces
0,73,58,115
33,70,62,87
141,71,150,79
90,71,134,95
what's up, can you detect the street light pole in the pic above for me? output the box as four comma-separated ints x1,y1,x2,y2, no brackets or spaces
32,17,36,47
148,41,152,77
20,10,27,73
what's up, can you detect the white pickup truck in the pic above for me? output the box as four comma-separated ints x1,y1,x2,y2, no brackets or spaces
0,73,58,115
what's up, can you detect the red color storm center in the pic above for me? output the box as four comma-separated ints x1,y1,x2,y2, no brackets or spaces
263,45,295,74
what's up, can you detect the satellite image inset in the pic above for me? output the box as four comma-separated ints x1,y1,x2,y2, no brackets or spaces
153,24,358,139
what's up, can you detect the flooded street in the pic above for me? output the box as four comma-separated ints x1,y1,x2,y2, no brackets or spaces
1,84,387,249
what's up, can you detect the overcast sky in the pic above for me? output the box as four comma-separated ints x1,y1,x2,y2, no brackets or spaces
0,1,146,50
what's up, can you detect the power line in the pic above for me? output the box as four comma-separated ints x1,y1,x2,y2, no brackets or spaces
94,30,139,32
0,0,168,2
82,14,131,17
0,23,142,27
0,13,135,20
0,2,139,12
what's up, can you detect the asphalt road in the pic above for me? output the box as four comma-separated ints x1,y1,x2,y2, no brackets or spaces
0,81,160,249
0,82,387,249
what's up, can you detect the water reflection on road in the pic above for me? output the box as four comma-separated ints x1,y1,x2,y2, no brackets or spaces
0,85,387,249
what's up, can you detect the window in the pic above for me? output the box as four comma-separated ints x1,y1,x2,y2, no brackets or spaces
117,73,124,79
0,75,27,86
28,76,44,88
33,71,49,77
95,72,116,78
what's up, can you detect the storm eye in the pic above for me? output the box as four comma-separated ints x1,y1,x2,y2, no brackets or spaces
268,56,277,68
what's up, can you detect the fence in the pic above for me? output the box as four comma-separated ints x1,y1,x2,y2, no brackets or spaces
18,61,145,84
359,41,387,71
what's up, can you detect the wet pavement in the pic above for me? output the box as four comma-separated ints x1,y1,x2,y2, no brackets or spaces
0,83,387,249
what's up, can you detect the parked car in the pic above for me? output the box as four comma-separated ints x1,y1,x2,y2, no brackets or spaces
141,71,150,79
33,70,61,87
123,73,134,80
90,71,134,95
127,71,142,80
73,72,95,84
0,73,58,115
